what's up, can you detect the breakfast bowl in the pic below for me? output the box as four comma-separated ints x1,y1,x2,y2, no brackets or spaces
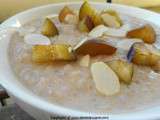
1,2,160,120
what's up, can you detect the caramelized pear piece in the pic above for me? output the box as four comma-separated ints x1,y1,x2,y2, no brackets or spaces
79,1,103,26
41,18,59,37
59,6,74,23
93,13,103,26
127,43,160,66
107,60,133,84
127,25,156,44
152,61,160,72
78,16,94,32
91,62,120,96
32,44,75,62
75,39,117,56
79,1,95,21
32,45,53,62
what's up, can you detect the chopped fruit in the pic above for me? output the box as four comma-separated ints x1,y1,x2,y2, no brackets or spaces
32,44,75,62
152,61,160,72
24,34,51,45
102,9,122,26
107,60,133,84
79,1,95,21
127,24,156,44
64,14,78,24
88,25,108,38
92,13,103,26
127,43,160,66
78,16,94,32
101,13,121,28
79,1,103,26
78,55,90,67
91,62,120,96
59,6,74,23
32,45,53,62
41,18,59,37
75,39,117,56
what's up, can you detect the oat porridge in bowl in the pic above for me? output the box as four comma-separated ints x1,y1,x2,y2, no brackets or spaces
1,1,160,120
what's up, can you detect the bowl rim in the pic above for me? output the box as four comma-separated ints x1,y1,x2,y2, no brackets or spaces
1,2,160,120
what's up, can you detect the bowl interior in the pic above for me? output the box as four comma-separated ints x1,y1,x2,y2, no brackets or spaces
1,2,160,119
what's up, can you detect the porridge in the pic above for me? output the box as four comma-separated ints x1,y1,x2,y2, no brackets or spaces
8,1,160,113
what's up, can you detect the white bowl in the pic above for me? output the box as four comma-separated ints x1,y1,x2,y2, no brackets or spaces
1,2,160,120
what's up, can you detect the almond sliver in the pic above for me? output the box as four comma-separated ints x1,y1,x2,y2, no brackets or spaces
24,33,51,45
78,55,90,67
89,25,108,38
91,62,120,96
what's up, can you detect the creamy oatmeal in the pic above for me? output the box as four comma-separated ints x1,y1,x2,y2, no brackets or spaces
8,1,160,113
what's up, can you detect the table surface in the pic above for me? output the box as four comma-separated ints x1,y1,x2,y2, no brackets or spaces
1,4,160,120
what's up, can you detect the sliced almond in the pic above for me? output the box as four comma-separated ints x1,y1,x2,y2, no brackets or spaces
101,13,121,28
78,55,90,67
103,24,131,38
24,33,51,45
91,62,120,96
89,25,108,38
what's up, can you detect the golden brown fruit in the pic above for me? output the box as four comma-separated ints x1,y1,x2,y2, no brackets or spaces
41,18,59,37
79,1,103,26
92,13,103,26
78,16,94,32
32,44,75,62
32,45,53,62
107,60,133,84
127,25,156,44
75,39,117,56
79,1,95,20
152,61,160,72
128,43,160,66
59,6,74,23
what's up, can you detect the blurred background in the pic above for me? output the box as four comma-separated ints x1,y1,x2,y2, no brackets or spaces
1,0,160,22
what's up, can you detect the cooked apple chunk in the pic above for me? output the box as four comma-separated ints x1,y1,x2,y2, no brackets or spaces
32,44,75,62
59,6,75,23
107,60,133,84
92,13,103,26
79,1,103,26
75,39,117,56
127,25,156,44
32,45,53,62
127,43,160,66
41,18,59,37
79,1,95,21
78,16,94,32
